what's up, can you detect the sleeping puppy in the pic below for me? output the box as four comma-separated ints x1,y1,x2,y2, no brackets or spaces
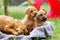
35,9,47,27
0,15,28,35
22,6,37,35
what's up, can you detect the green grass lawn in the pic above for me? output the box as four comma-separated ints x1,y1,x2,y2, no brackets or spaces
0,3,60,40
48,19,60,40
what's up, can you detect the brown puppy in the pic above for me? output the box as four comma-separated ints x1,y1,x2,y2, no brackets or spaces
0,15,28,35
35,9,47,27
22,6,37,35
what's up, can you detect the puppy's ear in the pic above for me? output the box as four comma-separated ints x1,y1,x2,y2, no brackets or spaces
24,8,29,15
42,9,47,13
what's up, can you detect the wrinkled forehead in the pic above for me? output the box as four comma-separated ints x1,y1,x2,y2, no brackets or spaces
38,9,47,15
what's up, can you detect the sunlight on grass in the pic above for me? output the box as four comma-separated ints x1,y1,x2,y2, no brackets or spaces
8,6,28,19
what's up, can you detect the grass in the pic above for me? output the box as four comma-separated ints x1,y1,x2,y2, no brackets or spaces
0,6,28,19
47,19,60,40
0,3,60,40
8,6,28,19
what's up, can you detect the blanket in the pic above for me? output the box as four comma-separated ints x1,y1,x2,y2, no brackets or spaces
0,21,54,40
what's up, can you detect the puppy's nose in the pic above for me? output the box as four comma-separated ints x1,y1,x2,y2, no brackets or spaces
42,17,47,22
42,17,47,20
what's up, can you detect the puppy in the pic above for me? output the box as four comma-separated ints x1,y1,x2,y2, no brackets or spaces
22,6,37,35
0,15,28,35
35,9,47,27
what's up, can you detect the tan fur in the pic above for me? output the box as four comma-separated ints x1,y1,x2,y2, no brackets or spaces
0,15,28,35
35,9,47,27
22,6,37,35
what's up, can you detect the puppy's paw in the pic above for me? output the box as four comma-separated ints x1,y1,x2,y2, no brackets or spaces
13,32,18,35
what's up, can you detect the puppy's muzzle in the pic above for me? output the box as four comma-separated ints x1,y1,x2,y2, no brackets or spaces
41,16,47,22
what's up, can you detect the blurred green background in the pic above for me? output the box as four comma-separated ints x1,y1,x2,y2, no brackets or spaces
0,0,60,40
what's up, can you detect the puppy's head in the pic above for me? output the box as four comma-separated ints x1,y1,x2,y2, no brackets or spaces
36,9,47,22
25,6,37,18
